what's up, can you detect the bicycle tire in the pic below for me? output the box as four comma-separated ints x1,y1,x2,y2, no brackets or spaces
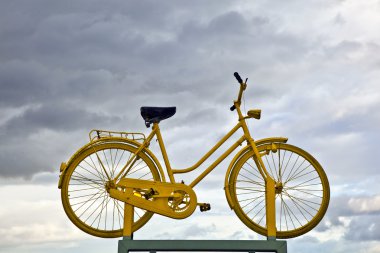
61,141,161,238
229,143,329,238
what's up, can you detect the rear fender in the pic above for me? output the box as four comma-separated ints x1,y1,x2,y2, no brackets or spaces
224,137,288,209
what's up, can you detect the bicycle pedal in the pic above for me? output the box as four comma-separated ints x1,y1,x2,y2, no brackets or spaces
198,203,211,212
144,188,158,200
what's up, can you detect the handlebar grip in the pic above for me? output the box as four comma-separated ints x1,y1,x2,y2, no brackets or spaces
234,72,243,84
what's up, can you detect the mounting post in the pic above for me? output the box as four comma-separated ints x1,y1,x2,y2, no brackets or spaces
118,237,287,253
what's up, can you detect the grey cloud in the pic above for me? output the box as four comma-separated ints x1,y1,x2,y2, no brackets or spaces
316,194,380,234
183,223,217,238
0,60,52,106
0,0,378,214
0,1,380,253
0,103,121,177
345,216,380,241
2,103,120,134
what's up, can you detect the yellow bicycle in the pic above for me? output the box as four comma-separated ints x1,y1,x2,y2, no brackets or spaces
58,72,329,239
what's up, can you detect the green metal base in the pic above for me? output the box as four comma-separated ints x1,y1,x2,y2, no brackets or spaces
118,237,287,253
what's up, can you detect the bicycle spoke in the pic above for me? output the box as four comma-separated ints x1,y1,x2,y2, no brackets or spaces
283,198,296,229
70,177,104,190
284,192,320,212
292,188,323,199
270,151,279,181
278,148,282,181
236,179,265,187
236,191,263,196
87,155,107,182
283,155,299,183
70,192,103,200
280,194,283,230
134,209,142,219
114,200,122,229
284,192,313,221
109,149,115,177
284,186,322,192
138,170,151,180
77,191,106,218
112,198,116,230
102,150,112,175
288,176,322,193
251,203,266,221
238,194,265,203
285,158,307,184
127,161,147,176
244,198,265,215
236,186,265,193
237,173,265,186
78,163,105,183
69,187,100,193
87,193,110,226
281,151,293,179
241,166,263,181
264,153,277,181
72,171,104,185
240,194,265,209
94,192,109,228
63,142,159,236
256,206,267,225
286,164,313,182
95,152,112,181
71,191,103,207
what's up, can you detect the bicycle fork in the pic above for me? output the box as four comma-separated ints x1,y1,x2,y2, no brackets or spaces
247,138,277,238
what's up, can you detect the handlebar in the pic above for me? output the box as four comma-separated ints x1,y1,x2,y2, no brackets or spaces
231,72,247,111
234,72,243,84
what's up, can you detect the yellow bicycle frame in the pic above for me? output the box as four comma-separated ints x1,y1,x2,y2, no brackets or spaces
113,81,277,237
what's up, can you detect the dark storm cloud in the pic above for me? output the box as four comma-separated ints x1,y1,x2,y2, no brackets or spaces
1,1,380,253
0,0,379,199
0,0,315,178
3,103,120,134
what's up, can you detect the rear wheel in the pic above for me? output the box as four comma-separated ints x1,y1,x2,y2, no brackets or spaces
61,142,160,238
229,143,329,238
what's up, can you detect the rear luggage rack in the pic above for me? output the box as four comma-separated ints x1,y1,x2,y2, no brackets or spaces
89,129,146,143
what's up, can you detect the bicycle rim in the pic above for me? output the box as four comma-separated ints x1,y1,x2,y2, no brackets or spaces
229,143,330,238
61,142,160,238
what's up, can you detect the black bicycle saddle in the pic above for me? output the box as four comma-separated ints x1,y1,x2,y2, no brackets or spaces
140,106,176,127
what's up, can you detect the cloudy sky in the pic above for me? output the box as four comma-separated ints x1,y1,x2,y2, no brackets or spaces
1,0,380,252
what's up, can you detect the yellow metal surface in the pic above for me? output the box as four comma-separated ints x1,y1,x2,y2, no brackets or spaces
60,141,162,238
227,143,330,239
265,177,277,237
59,73,329,239
110,178,197,219
224,137,288,209
123,203,134,237
247,109,261,119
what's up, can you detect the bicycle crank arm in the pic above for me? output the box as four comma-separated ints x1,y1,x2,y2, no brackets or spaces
109,178,198,219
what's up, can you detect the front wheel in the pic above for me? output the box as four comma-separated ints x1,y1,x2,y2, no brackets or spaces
229,143,330,238
60,141,161,238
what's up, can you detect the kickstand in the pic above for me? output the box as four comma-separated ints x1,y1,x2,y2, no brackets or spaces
123,203,134,237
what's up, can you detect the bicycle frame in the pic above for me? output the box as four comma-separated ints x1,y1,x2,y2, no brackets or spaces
59,73,329,239
112,78,277,237
114,101,272,188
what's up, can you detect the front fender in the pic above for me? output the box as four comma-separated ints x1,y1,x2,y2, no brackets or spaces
224,137,288,209
58,137,166,189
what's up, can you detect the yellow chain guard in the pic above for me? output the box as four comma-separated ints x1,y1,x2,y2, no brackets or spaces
109,178,197,219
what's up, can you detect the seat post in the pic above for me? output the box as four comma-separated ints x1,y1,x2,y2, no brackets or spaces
153,123,176,183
